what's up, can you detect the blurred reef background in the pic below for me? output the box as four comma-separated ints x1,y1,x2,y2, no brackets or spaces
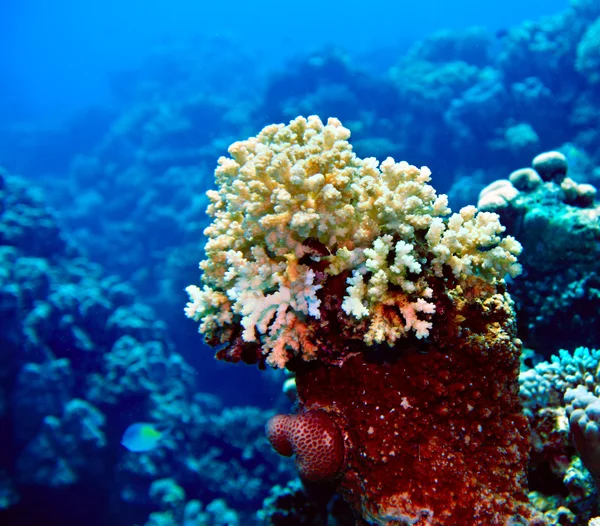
1,0,600,524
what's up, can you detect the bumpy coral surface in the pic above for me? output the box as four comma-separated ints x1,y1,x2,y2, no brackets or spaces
565,386,600,492
478,152,600,357
519,347,600,523
187,116,541,524
266,410,344,481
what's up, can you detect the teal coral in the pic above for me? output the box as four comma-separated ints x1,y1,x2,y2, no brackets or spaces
141,477,239,526
16,399,106,486
0,168,291,525
479,152,600,356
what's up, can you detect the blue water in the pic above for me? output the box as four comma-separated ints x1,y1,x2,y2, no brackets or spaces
2,0,599,524
3,0,567,122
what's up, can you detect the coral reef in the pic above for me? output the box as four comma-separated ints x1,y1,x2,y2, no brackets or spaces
141,478,240,526
519,346,600,523
478,151,600,357
0,168,292,525
8,0,599,378
565,387,600,494
187,116,540,524
2,2,600,524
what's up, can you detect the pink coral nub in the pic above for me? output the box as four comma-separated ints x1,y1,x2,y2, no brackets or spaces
266,410,344,481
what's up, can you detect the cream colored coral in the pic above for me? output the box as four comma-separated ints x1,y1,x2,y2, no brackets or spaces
340,235,436,341
477,179,519,212
186,116,522,367
561,176,598,207
426,205,522,281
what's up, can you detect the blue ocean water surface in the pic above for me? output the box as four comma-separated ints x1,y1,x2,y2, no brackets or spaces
2,0,568,122
2,0,600,524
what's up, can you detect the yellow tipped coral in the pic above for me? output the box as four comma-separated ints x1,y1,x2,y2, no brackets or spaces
186,116,522,368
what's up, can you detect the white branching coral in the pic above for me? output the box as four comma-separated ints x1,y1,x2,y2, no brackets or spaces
186,116,522,367
339,235,436,343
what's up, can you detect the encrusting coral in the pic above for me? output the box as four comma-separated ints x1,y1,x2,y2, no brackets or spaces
186,116,542,524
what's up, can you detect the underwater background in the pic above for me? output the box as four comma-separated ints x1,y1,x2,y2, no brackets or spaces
1,0,600,524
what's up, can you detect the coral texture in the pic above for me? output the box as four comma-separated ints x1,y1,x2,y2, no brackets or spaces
5,3,600,525
0,169,290,525
565,386,600,492
187,116,539,524
186,115,522,369
519,347,600,522
478,152,600,357
266,410,344,481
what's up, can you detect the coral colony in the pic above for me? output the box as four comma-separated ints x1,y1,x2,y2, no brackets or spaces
186,116,545,524
4,2,600,524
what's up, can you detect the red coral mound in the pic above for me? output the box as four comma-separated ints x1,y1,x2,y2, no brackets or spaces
266,410,344,481
266,415,295,457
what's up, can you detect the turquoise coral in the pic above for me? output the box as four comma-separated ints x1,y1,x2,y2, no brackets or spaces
479,152,600,356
